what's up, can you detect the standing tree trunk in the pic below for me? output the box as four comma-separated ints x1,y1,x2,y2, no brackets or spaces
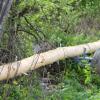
0,0,13,40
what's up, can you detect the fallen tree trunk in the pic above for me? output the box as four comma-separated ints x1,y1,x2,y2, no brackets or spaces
0,41,100,81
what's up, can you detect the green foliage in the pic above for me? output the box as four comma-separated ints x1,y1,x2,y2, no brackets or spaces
1,0,100,99
84,64,91,84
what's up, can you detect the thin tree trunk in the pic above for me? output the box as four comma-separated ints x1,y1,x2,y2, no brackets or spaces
0,0,13,40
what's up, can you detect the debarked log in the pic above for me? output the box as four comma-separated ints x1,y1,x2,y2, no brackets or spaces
0,40,100,81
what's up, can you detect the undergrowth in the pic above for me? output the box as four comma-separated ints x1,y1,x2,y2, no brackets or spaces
0,33,100,100
1,60,100,100
1,0,100,99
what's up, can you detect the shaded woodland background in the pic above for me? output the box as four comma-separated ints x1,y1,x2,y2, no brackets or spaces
0,0,100,100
